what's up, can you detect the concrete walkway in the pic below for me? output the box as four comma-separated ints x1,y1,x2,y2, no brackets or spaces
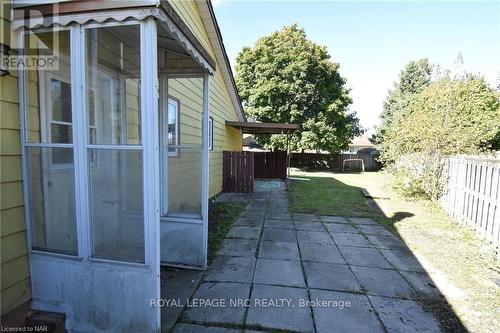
172,186,442,333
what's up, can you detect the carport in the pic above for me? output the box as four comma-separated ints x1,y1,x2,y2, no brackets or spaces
223,121,298,192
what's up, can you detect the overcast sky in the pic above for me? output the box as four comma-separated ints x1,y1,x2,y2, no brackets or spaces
213,0,500,134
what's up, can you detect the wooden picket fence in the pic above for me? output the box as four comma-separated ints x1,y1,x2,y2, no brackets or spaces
440,155,500,247
222,151,254,193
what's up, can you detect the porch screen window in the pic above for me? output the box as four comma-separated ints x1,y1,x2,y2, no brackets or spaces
24,29,78,254
86,25,145,263
164,78,203,216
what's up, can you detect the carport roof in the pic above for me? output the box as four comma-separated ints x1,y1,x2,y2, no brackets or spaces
226,121,299,134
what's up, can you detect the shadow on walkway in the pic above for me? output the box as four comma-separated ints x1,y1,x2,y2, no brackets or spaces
161,178,468,333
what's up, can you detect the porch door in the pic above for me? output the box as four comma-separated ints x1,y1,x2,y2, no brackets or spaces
159,74,209,269
39,71,78,252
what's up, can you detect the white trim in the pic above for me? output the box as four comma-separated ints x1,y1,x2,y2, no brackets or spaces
71,24,90,259
160,215,202,224
159,75,168,216
86,144,143,150
24,143,73,148
140,17,161,331
201,72,210,269
12,8,158,30
18,30,38,300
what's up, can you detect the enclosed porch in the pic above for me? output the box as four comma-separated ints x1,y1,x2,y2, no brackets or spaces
14,2,215,331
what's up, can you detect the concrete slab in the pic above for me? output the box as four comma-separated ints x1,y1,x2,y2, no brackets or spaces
294,213,319,222
325,223,359,234
303,262,362,292
319,216,349,224
246,285,314,333
161,267,204,332
254,258,305,287
203,256,256,283
217,239,258,257
331,233,372,247
356,224,393,236
262,228,296,242
366,235,408,250
226,226,261,240
239,210,265,219
173,323,241,333
299,243,346,264
258,241,300,260
379,249,427,272
268,203,289,211
399,271,442,299
246,202,268,211
296,230,334,244
369,296,442,332
310,289,384,333
266,212,292,220
349,217,378,225
264,219,294,230
338,246,392,269
182,282,250,325
233,217,263,227
294,221,326,231
351,266,415,299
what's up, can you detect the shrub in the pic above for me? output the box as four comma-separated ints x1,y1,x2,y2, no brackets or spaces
379,74,500,200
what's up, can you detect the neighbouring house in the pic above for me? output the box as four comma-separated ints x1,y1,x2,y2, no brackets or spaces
243,134,263,150
344,135,377,154
0,0,257,331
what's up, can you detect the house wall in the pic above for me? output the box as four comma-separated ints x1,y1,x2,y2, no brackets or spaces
0,2,32,315
168,0,243,198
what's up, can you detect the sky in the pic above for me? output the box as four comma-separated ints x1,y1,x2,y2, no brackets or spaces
213,0,500,134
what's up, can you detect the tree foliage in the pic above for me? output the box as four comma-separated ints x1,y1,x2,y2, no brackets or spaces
379,73,500,199
235,24,361,153
380,74,500,161
375,59,432,145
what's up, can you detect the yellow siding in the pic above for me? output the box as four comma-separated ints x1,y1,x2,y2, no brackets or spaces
168,0,243,198
0,2,32,315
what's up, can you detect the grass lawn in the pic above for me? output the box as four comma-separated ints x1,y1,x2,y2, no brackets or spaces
207,201,246,263
289,169,500,333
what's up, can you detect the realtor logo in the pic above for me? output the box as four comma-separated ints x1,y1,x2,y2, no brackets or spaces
1,2,61,73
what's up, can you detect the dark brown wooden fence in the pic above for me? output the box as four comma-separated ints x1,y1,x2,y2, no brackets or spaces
254,151,288,179
222,151,254,193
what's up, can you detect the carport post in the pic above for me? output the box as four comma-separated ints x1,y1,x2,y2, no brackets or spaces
286,131,291,178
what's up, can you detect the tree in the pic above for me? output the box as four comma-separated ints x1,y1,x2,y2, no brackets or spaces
375,59,432,146
382,74,499,159
235,24,361,153
379,74,500,199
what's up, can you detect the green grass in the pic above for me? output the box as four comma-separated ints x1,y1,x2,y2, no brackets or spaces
289,172,380,218
288,170,500,333
207,201,246,263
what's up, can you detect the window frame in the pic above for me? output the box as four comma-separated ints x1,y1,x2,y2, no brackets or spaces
166,96,180,157
208,116,213,151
